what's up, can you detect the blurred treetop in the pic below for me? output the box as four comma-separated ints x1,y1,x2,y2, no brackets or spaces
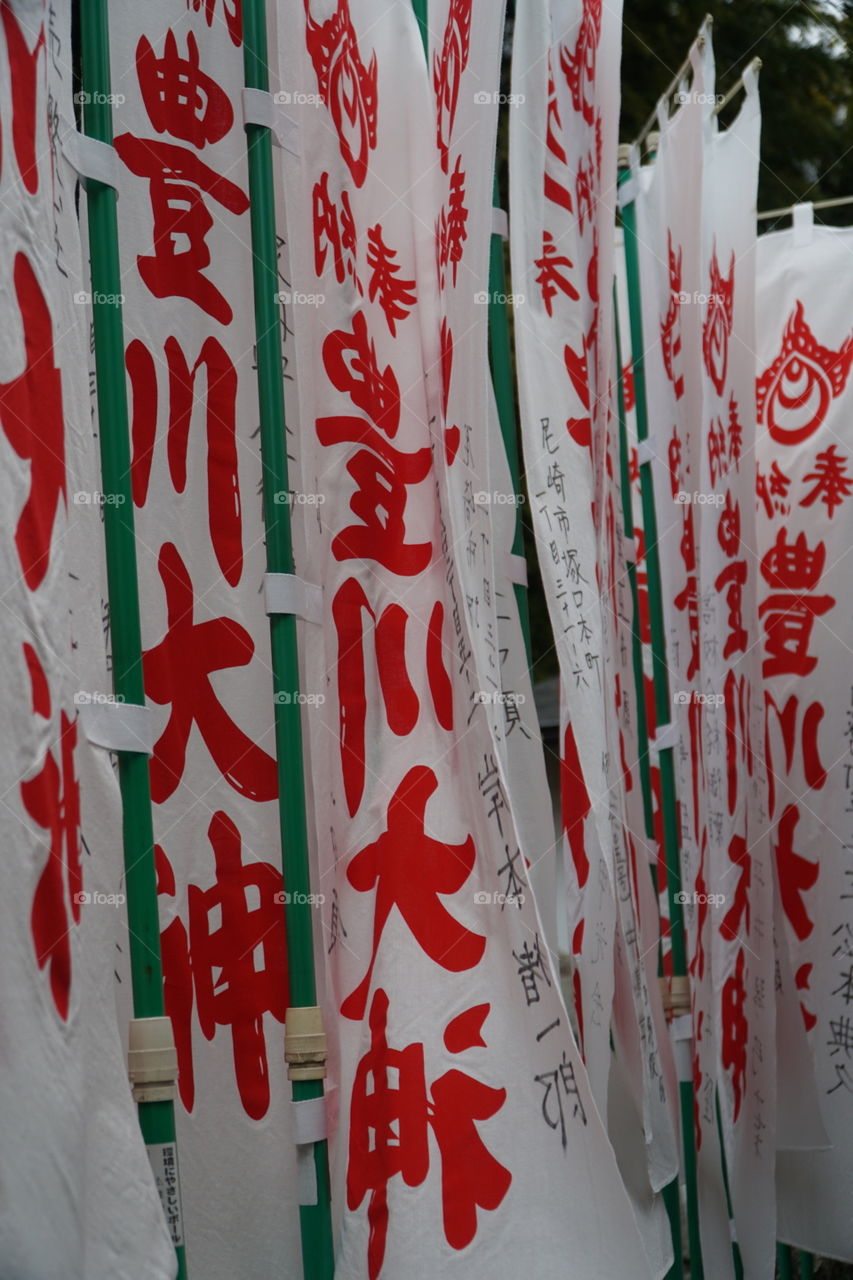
620,0,853,219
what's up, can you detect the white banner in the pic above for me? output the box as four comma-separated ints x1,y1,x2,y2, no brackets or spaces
510,1,678,1265
279,0,656,1275
696,68,777,1279
632,27,735,1275
108,8,300,1277
757,213,853,1262
0,2,175,1275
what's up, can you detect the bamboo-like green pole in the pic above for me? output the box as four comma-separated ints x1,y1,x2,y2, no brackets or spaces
618,161,703,1279
778,1244,794,1279
79,5,187,1277
799,1250,814,1278
241,4,334,1277
614,284,682,1280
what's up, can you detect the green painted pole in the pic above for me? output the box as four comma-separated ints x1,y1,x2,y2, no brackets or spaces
614,281,682,1279
241,3,334,1277
618,160,703,1279
798,1250,814,1278
778,1244,794,1279
79,3,187,1276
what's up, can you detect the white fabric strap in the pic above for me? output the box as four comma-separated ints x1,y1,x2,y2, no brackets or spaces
616,174,638,209
506,552,528,587
291,1095,328,1145
264,573,323,624
792,202,814,248
622,536,636,565
652,721,679,752
79,699,155,755
636,437,655,466
669,1014,692,1081
242,88,300,157
491,206,509,240
62,124,119,188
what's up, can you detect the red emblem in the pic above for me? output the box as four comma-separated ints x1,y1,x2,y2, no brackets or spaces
702,244,734,396
433,0,472,173
756,301,853,445
305,0,378,188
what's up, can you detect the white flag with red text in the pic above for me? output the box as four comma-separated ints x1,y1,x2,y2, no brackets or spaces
757,214,853,1263
0,2,175,1275
278,0,658,1275
108,6,301,1277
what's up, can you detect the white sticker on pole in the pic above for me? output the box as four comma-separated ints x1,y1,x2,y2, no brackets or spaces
146,1142,184,1249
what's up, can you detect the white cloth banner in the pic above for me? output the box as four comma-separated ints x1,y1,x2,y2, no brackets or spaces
756,216,853,1262
696,67,777,1279
279,1,656,1275
0,3,175,1276
108,7,301,1277
632,26,735,1276
510,1,678,1264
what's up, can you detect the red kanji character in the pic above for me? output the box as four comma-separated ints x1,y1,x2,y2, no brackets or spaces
756,301,853,445
773,804,818,941
23,652,80,1022
707,415,727,488
534,231,579,316
623,361,635,413
559,0,601,125
725,670,754,816
667,427,682,499
544,57,572,212
721,947,748,1122
436,155,468,290
318,316,431,573
366,224,415,336
692,1009,705,1149
720,834,750,941
136,29,233,147
801,444,853,518
795,962,817,1033
1,4,45,192
561,721,591,890
187,0,242,46
674,511,699,681
143,543,278,804
759,529,834,678
764,692,826,818
305,0,377,187
127,336,242,585
340,766,485,1020
348,992,509,1278
333,577,452,816
114,135,249,322
156,813,287,1119
0,253,66,589
702,244,734,396
727,394,742,469
713,496,748,658
433,0,472,173
660,233,684,399
756,459,791,518
313,171,360,290
564,340,591,452
575,155,594,233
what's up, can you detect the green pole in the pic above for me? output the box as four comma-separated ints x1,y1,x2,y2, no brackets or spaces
79,3,187,1276
798,1250,814,1278
614,281,682,1279
241,3,334,1277
618,160,703,1279
778,1244,794,1279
